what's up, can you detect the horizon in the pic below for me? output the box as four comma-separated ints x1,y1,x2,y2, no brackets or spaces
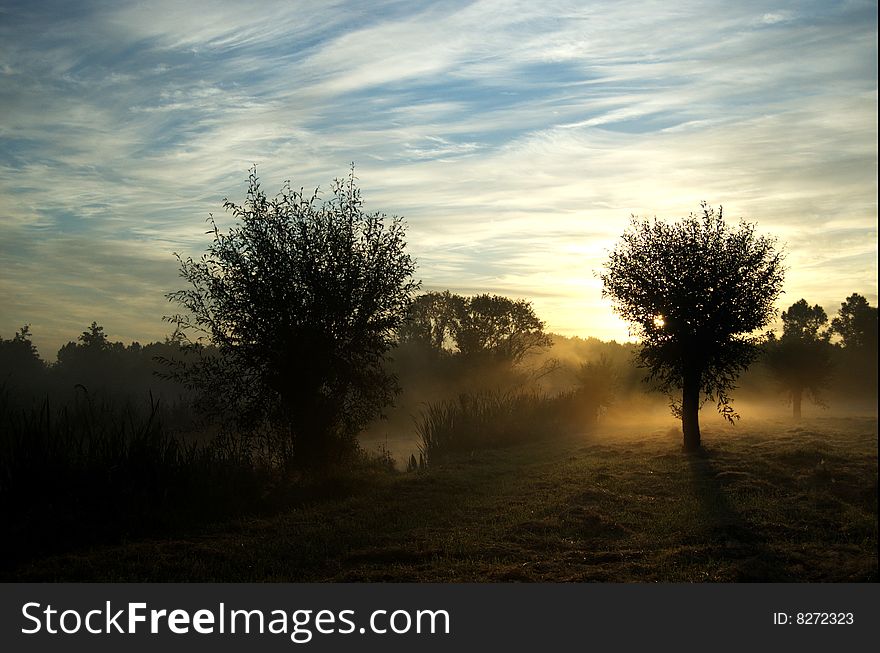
1,0,877,358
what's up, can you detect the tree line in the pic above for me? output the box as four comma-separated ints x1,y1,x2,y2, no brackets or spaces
2,169,877,463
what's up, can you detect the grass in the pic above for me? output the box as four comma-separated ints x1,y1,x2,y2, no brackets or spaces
415,390,582,461
0,389,388,567
5,414,876,582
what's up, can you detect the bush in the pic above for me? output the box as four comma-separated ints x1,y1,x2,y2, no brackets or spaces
416,390,598,463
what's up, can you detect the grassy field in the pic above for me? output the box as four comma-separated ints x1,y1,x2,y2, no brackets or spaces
5,415,876,582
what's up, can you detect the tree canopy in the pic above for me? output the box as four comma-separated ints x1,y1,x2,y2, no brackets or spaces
166,167,419,466
399,291,551,364
831,293,878,351
601,202,785,450
764,299,833,419
0,325,44,387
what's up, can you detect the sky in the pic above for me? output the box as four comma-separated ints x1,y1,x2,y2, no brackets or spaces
0,0,877,359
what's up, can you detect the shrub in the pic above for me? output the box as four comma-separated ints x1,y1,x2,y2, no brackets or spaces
416,390,597,463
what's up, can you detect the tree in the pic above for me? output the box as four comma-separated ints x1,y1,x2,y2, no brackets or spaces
166,167,419,466
397,291,463,354
55,321,119,389
0,325,45,386
830,293,878,352
453,294,551,364
56,321,111,360
399,291,551,364
764,299,834,419
829,293,878,400
601,202,785,451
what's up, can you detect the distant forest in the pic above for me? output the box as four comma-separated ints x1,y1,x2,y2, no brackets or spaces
0,170,876,570
2,289,877,428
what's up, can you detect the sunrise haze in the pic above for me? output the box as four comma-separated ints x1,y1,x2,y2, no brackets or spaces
0,0,876,357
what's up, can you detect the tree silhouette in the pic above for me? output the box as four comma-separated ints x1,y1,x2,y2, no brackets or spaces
764,299,834,419
829,293,878,399
453,294,551,364
0,325,45,388
601,203,784,451
399,291,551,364
397,291,463,354
831,293,878,352
79,322,109,349
55,322,121,391
166,167,419,466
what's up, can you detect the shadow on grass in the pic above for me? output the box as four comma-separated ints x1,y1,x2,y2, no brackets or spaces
686,447,789,581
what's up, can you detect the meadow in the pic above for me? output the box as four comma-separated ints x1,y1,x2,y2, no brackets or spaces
5,413,875,582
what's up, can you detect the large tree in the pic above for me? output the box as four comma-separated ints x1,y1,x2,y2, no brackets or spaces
397,291,463,354
830,293,878,352
829,292,878,399
399,291,551,364
453,294,551,364
0,325,45,388
601,203,785,451
55,322,121,391
166,167,419,466
764,299,834,420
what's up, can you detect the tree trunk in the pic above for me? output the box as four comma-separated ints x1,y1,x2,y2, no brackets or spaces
792,387,803,421
681,366,701,452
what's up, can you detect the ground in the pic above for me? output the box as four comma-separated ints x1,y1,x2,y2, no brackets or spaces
6,416,877,582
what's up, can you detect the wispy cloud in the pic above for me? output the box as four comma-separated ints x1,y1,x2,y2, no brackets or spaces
0,0,876,356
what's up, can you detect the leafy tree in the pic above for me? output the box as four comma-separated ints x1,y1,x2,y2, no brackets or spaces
0,325,45,385
601,202,785,451
399,291,551,364
56,322,111,360
830,293,878,352
829,293,878,400
397,291,463,354
453,294,551,364
79,322,109,349
55,322,120,388
764,299,834,419
166,167,419,466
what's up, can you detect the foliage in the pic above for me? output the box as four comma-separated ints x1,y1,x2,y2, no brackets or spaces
0,381,400,568
780,299,829,341
764,300,834,419
831,293,878,351
397,291,463,353
572,355,617,419
8,416,877,582
42,323,188,411
400,291,551,364
166,167,419,466
56,322,117,378
0,387,214,564
601,202,785,449
828,293,878,400
415,388,598,462
0,325,45,387
455,294,551,363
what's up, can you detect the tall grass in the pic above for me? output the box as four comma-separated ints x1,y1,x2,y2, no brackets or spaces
0,388,273,566
0,384,402,568
416,390,598,463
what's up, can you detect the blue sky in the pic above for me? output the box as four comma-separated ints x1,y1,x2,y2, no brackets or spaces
1,0,877,357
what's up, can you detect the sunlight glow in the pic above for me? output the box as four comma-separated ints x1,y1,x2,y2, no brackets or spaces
0,0,875,357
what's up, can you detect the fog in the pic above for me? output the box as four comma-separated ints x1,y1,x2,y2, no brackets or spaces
2,318,876,471
359,331,877,466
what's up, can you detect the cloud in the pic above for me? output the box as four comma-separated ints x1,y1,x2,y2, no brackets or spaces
760,11,792,25
0,0,876,356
